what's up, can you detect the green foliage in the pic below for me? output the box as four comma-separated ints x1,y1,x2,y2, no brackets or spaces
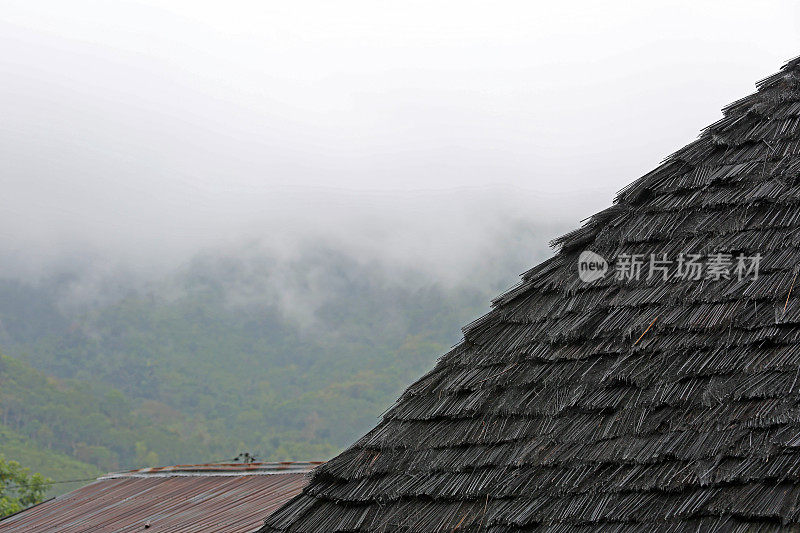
0,423,101,497
0,456,51,517
0,276,485,465
0,354,214,474
0,242,556,477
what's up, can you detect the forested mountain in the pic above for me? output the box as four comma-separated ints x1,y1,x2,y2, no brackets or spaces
0,226,560,495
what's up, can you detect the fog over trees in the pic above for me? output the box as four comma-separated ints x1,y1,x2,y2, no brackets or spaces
0,0,797,500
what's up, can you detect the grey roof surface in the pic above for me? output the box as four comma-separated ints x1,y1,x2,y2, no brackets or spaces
261,56,800,532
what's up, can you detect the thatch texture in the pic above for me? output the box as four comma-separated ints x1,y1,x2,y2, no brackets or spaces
260,57,800,531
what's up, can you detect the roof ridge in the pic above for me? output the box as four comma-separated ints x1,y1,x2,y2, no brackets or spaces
100,461,324,479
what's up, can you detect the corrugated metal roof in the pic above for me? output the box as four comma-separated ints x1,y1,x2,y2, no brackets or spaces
0,462,321,533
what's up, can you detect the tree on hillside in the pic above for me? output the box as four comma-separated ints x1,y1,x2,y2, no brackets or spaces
0,457,52,517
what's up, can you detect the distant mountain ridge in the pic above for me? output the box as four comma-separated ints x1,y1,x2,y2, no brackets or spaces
0,230,559,496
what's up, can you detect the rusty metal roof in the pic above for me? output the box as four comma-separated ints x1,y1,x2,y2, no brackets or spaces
0,462,322,533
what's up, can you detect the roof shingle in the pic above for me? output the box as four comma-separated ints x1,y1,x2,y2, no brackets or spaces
260,56,800,532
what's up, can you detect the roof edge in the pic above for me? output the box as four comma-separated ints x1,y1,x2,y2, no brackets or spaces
99,461,324,480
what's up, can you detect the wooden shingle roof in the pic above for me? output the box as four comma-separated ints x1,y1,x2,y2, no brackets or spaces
262,56,800,532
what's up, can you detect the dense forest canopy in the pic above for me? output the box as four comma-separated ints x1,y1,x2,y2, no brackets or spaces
0,228,559,496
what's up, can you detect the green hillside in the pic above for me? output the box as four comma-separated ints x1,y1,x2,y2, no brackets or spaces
0,424,101,496
0,354,215,474
0,236,557,487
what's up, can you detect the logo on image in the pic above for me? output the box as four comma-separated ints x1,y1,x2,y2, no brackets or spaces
577,250,608,283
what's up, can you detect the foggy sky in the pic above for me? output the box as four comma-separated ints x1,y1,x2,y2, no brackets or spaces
2,1,799,285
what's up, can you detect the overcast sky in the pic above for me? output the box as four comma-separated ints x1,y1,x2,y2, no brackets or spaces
1,1,799,281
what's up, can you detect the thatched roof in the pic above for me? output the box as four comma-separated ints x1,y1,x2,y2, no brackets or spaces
260,57,800,532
